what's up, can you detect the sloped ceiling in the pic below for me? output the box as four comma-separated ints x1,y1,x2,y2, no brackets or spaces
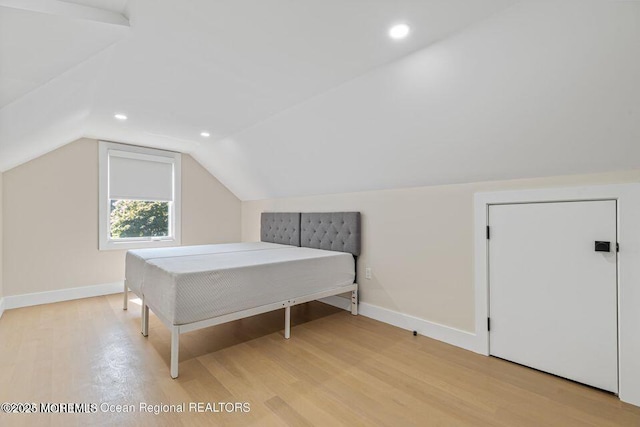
0,0,129,107
1,0,639,200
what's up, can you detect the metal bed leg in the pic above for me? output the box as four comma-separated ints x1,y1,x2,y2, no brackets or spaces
284,306,291,339
171,326,180,379
351,285,358,316
141,297,149,337
123,281,128,310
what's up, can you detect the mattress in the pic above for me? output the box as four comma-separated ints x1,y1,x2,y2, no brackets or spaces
125,243,355,325
126,242,286,295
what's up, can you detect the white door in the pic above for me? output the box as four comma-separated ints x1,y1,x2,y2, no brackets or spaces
489,200,618,393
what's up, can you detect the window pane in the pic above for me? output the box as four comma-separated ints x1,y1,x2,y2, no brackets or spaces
109,200,170,239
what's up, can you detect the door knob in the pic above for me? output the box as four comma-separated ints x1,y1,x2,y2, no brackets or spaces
595,241,611,252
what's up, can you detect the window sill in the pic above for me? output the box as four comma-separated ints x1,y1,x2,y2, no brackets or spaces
99,238,181,251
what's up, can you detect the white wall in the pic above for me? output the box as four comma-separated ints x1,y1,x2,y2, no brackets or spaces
2,138,241,297
242,169,640,333
181,151,241,246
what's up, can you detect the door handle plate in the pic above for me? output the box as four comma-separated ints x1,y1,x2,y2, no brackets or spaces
595,241,611,252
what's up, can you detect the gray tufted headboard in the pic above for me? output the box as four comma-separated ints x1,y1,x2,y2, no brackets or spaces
260,212,301,246
300,212,361,256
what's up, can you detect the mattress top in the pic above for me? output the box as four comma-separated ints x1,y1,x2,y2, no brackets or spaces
128,241,287,261
128,241,351,275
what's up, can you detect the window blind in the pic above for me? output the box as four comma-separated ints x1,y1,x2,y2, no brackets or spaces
108,150,175,202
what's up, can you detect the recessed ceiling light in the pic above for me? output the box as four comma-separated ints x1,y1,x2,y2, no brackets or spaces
114,113,128,120
389,23,410,40
200,131,210,137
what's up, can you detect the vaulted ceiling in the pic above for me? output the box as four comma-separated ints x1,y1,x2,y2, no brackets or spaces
1,0,639,200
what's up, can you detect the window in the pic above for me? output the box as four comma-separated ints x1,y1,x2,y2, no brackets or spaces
99,141,181,250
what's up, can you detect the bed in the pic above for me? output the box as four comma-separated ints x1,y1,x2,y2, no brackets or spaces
123,212,361,378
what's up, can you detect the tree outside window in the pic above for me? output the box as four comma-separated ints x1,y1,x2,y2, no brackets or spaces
109,200,169,238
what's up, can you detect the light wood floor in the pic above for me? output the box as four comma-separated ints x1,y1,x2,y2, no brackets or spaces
0,295,639,426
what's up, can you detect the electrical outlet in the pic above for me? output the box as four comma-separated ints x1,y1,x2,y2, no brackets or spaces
365,267,372,280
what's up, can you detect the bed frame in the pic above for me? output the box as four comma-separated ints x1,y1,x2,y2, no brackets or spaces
125,212,361,378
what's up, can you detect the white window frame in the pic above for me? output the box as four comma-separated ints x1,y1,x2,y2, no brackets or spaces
99,141,181,250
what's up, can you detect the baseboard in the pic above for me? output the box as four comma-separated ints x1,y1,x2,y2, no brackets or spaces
0,297,5,319
2,282,124,311
319,296,479,353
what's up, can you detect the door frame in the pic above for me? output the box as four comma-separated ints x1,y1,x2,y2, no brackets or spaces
474,183,640,406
